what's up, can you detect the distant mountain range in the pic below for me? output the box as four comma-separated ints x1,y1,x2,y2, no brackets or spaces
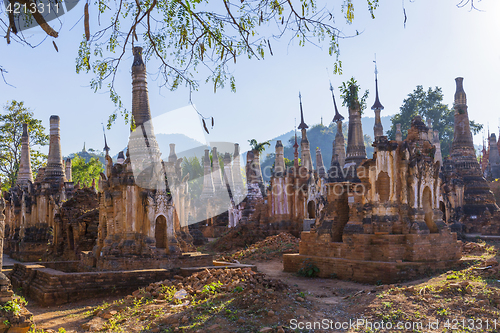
66,115,485,182
258,115,393,181
112,133,208,160
67,117,395,179
260,115,393,158
66,149,105,164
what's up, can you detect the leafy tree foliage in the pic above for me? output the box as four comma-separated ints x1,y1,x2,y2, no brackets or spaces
284,157,295,168
364,133,374,158
68,146,106,164
248,139,271,154
208,151,225,171
181,156,204,199
2,0,380,125
386,86,483,158
71,156,104,189
0,101,49,191
339,77,369,114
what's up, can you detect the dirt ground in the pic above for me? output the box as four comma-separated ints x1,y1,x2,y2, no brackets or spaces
25,257,376,332
23,238,500,333
23,258,442,332
27,294,125,332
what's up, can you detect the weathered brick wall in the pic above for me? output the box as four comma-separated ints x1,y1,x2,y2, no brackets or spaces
9,257,248,307
283,254,462,284
10,242,48,262
96,253,213,271
10,262,174,306
285,231,462,284
296,232,460,262
53,188,99,260
490,181,500,204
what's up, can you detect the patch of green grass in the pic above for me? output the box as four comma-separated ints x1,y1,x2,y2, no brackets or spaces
381,301,392,309
0,296,27,315
436,307,449,317
202,281,223,296
233,286,244,293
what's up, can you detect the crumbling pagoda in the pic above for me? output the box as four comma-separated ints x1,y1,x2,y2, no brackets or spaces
283,78,472,283
93,47,211,270
4,118,75,261
442,77,499,233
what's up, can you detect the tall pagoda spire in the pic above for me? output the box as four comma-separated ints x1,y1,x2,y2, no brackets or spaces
450,77,476,162
330,82,344,123
298,92,313,172
44,115,66,182
128,46,161,169
449,77,497,217
330,83,345,169
344,84,367,171
371,57,384,139
298,92,308,130
102,125,110,179
16,123,33,186
103,125,110,156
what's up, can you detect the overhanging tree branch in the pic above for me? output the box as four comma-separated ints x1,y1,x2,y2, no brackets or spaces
2,0,383,127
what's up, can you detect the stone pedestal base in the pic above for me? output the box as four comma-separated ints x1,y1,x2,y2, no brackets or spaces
95,252,213,271
9,242,48,262
283,231,462,283
0,273,33,333
283,254,462,284
100,233,181,258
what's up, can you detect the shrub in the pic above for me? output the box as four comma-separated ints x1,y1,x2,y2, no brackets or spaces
297,259,319,278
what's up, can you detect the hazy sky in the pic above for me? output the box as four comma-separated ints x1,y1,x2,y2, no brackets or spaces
1,0,500,158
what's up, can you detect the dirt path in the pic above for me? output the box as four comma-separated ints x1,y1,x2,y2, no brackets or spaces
25,258,375,332
24,257,419,332
27,294,125,332
252,258,373,298
248,258,381,327
17,238,496,333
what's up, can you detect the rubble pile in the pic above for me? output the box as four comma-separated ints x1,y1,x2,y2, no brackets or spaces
363,263,500,332
220,233,299,262
462,241,497,256
147,267,287,297
82,268,305,332
210,223,271,252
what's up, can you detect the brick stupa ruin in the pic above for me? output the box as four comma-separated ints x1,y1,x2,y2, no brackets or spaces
282,77,499,283
6,48,259,307
5,66,500,302
93,47,211,270
4,117,76,261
